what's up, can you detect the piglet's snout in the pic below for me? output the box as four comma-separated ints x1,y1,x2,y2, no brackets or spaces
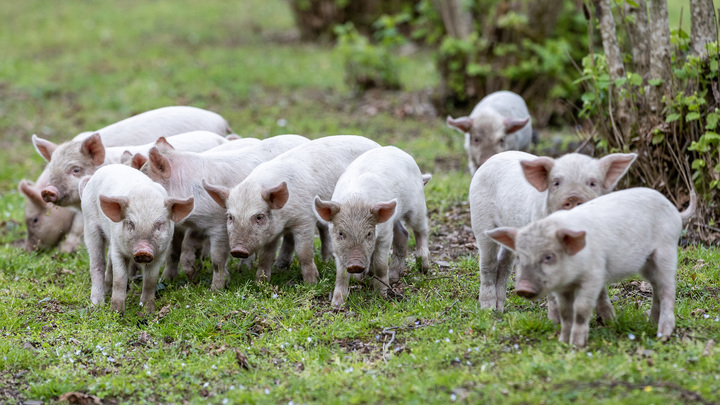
346,252,366,273
231,244,250,259
561,195,584,210
41,186,60,203
133,241,155,264
515,279,539,299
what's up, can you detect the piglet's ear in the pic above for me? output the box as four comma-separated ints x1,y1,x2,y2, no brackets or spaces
19,180,46,207
131,153,147,170
32,135,58,162
120,150,133,164
148,147,172,179
202,179,229,209
314,196,340,222
99,195,129,223
81,133,106,166
556,229,586,256
166,196,194,223
262,182,289,210
485,227,517,251
446,116,473,133
371,199,397,224
503,116,530,134
520,157,555,192
155,136,175,150
599,153,637,190
422,174,432,187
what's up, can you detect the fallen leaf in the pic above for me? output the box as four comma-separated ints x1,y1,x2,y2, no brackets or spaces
235,348,251,370
58,391,101,404
152,304,171,323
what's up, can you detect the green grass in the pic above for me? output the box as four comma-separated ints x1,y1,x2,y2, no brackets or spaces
1,0,720,403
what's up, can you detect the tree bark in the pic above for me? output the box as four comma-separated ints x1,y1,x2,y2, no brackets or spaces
623,0,650,77
647,0,672,113
593,0,634,138
690,0,719,56
432,0,473,39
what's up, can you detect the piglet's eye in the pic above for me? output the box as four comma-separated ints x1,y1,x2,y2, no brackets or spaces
542,253,556,264
337,231,345,240
227,214,234,222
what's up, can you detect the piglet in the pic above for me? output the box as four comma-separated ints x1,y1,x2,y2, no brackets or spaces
447,91,532,173
206,135,381,285
79,164,194,313
32,106,231,208
19,176,83,252
486,188,696,347
470,150,637,314
313,146,431,306
143,134,310,289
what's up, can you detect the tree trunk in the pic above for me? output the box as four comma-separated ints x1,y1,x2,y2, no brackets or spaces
623,0,650,77
690,0,719,56
593,0,634,138
647,0,672,113
432,0,473,39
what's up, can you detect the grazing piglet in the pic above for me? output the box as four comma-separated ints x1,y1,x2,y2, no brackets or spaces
80,164,194,313
486,188,696,347
143,134,310,289
447,91,532,174
32,106,231,208
313,146,431,306
470,150,637,314
207,135,381,285
124,135,261,169
19,175,82,252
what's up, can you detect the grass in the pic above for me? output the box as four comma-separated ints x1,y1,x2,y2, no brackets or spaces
1,0,719,404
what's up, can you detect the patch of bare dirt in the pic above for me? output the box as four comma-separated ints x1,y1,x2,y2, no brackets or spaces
428,201,476,263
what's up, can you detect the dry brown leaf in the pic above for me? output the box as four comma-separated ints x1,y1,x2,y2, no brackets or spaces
235,348,251,370
58,391,101,404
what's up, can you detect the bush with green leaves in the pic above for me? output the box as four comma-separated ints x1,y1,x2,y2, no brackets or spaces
334,22,402,91
429,0,589,124
578,19,719,238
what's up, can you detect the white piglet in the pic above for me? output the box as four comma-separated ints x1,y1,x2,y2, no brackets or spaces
486,188,695,347
143,134,310,290
205,135,381,285
80,164,194,314
313,146,431,306
32,106,231,209
470,150,637,315
447,91,532,173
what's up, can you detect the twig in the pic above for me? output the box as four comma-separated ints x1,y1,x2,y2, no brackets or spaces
574,128,597,154
697,222,720,233
372,275,404,300
381,326,398,363
439,299,460,319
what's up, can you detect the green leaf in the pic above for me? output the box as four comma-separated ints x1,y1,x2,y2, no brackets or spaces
707,113,719,130
651,133,665,145
615,77,627,87
687,112,701,121
711,179,719,189
649,78,663,86
666,113,682,123
714,163,720,173
711,59,718,72
581,92,596,102
625,0,639,6
691,159,706,169
628,72,643,86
